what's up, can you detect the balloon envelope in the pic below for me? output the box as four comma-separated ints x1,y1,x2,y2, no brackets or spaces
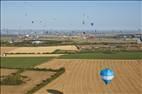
100,68,115,85
90,22,94,26
82,21,85,24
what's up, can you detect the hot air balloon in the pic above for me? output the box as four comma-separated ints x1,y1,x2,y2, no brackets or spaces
82,20,85,24
100,68,115,85
90,22,94,26
32,21,34,23
45,31,48,34
83,32,86,34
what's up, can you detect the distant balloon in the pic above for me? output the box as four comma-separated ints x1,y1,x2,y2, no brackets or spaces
100,68,115,85
32,21,34,23
90,22,94,26
46,31,48,34
82,20,85,24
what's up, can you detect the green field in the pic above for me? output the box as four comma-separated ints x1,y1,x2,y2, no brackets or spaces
0,57,53,68
59,52,142,59
1,52,142,68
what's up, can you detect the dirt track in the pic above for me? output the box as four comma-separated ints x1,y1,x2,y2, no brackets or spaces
35,59,142,94
1,54,64,57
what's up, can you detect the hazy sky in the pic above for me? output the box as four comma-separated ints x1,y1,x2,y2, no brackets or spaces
1,1,142,30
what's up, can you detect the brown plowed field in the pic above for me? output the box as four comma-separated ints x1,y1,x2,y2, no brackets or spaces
35,59,142,94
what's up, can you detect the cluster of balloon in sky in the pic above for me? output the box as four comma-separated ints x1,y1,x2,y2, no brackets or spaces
82,13,95,27
100,68,115,85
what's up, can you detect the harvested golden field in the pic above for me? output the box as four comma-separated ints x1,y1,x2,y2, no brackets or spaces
7,45,78,54
1,70,55,94
0,47,18,55
35,59,142,94
0,68,18,77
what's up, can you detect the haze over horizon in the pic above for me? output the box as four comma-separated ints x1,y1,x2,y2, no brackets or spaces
1,1,142,31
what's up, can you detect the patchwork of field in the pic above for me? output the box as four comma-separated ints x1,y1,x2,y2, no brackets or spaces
35,59,142,94
1,70,56,94
4,45,78,54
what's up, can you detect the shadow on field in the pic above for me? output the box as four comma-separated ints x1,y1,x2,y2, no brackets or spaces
47,89,63,94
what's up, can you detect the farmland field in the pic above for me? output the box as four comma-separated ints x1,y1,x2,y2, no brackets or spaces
2,54,63,57
0,57,53,68
59,52,142,59
0,47,18,55
5,45,78,54
0,68,18,77
35,59,142,94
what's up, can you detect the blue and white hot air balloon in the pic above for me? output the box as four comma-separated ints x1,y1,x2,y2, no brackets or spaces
100,68,115,85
